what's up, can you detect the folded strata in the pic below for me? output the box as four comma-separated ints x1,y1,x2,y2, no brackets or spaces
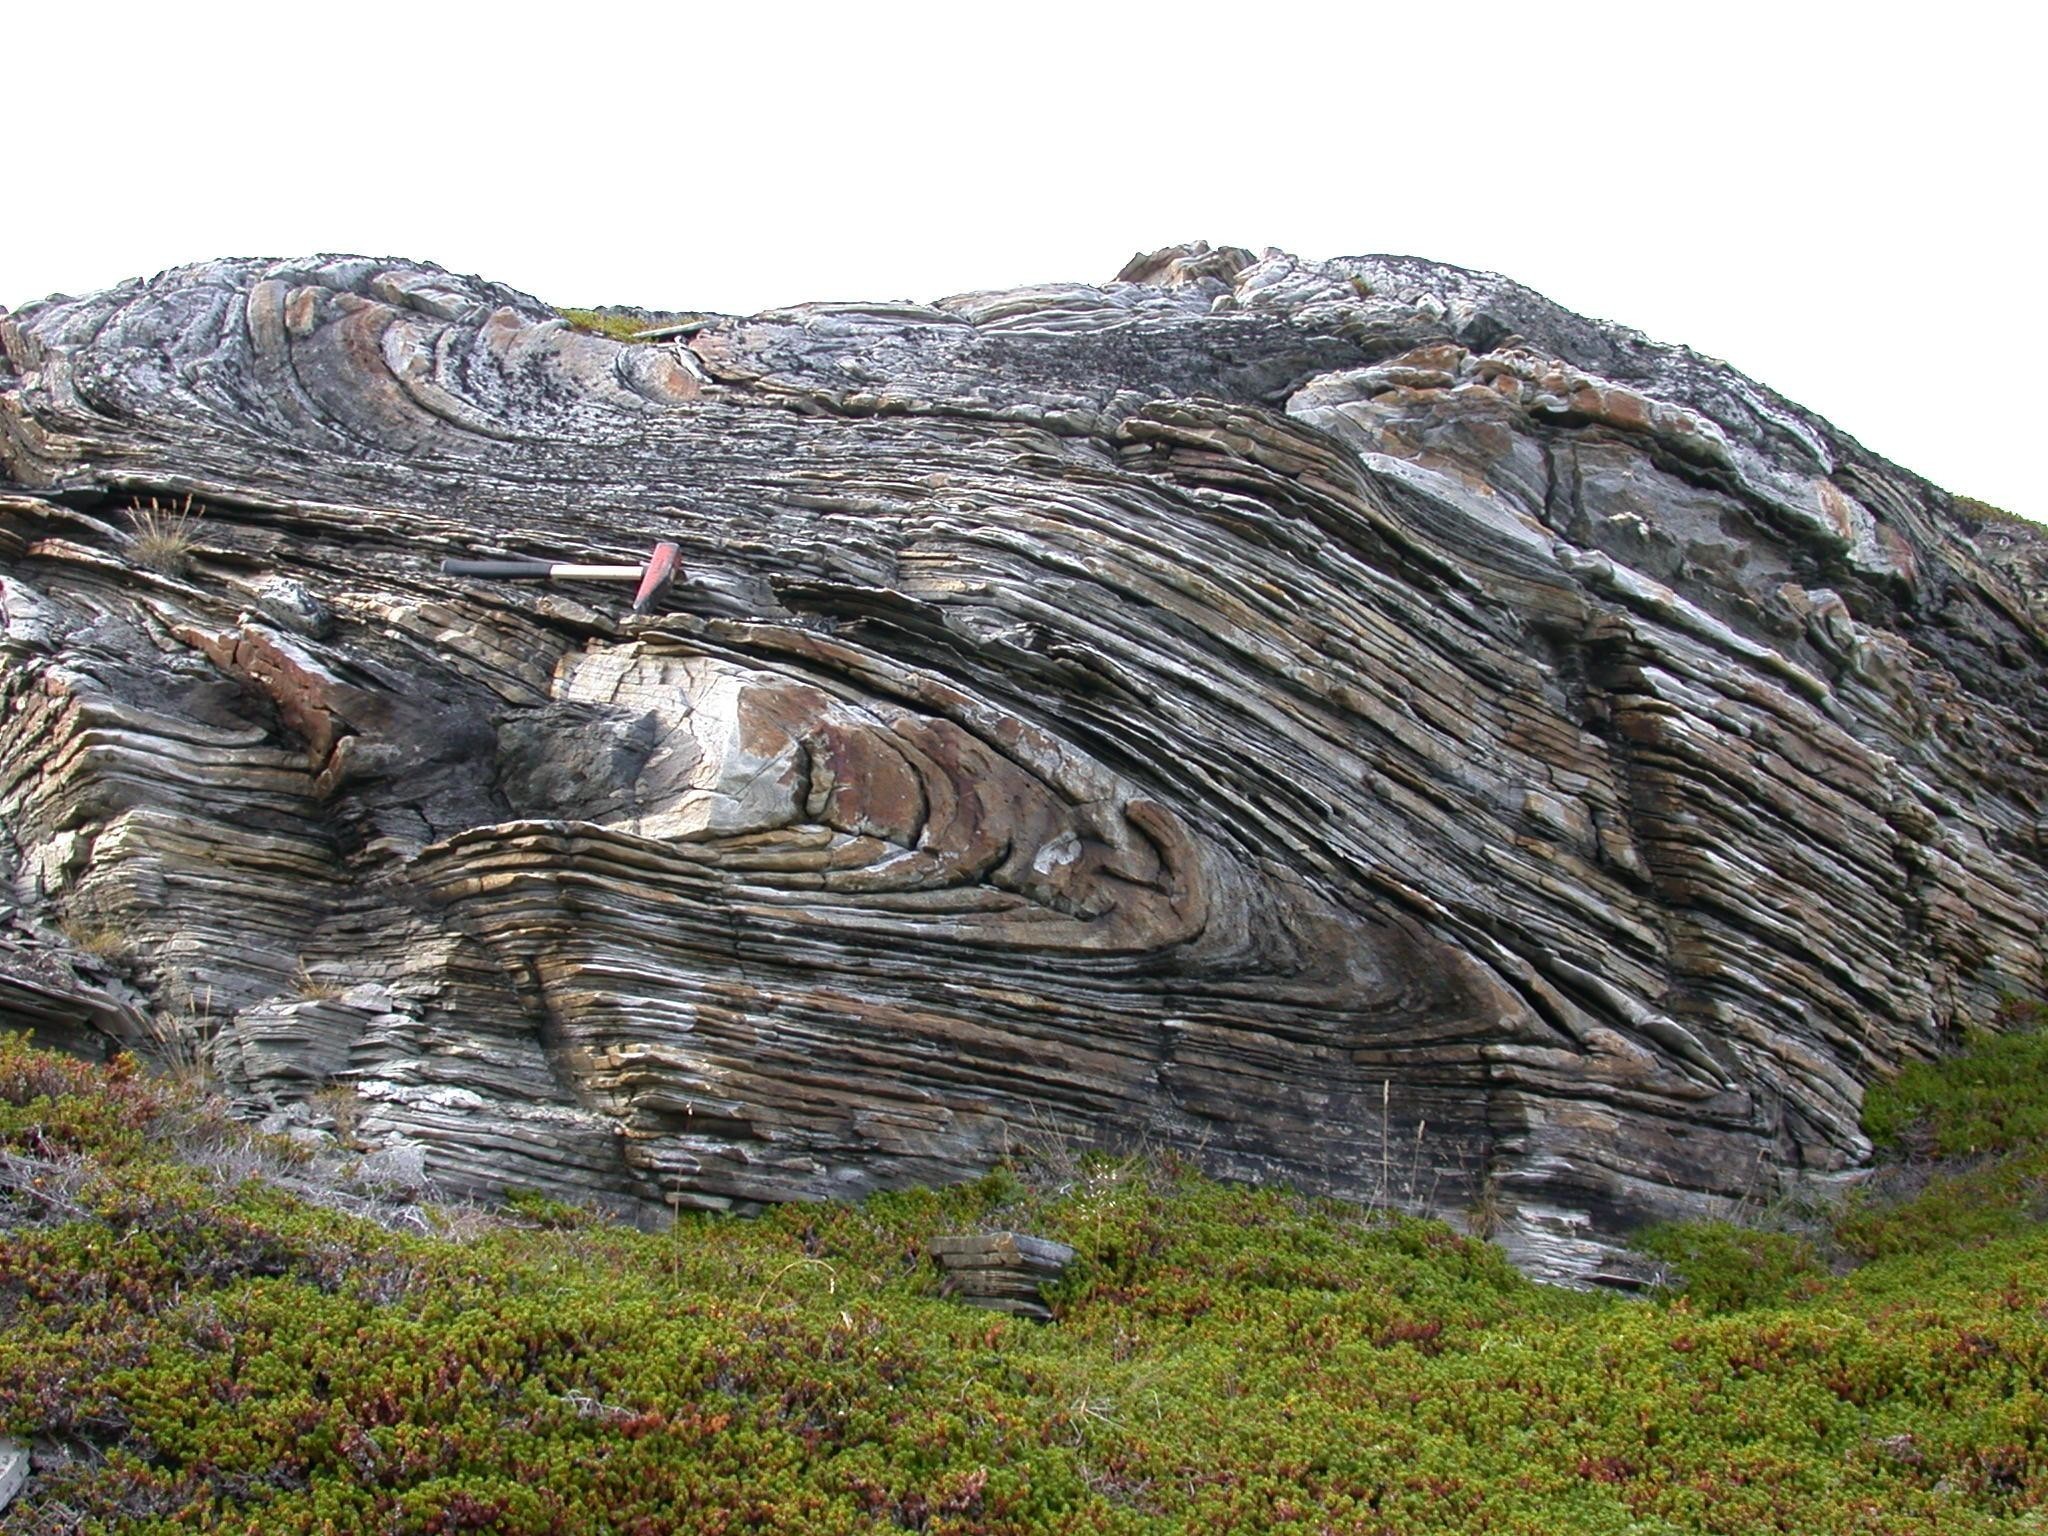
2,242,2042,1283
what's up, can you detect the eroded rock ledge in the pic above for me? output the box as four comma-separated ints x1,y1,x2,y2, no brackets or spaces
2,243,2042,1283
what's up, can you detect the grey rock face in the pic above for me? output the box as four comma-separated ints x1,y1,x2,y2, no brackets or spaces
2,243,2043,1281
0,1436,26,1514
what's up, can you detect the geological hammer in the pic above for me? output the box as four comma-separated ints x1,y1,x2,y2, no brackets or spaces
441,541,682,613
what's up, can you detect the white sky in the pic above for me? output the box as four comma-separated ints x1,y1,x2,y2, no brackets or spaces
6,3,2035,518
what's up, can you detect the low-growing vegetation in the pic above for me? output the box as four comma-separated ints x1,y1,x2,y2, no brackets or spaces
1954,494,2032,529
5,1020,2048,1533
556,308,651,343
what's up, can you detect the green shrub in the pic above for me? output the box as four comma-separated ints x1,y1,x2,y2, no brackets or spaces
1633,1221,1828,1313
7,1031,2048,1533
1954,494,2033,528
1,1035,177,1161
1863,1004,2048,1156
1834,1153,2048,1261
501,1186,597,1230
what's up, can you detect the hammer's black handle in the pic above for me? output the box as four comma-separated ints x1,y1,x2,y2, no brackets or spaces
442,559,558,578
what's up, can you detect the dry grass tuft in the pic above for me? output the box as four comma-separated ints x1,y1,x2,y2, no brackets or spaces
127,494,203,575
1465,1172,1507,1240
309,1083,365,1149
291,961,346,1002
57,918,129,962
141,982,222,1091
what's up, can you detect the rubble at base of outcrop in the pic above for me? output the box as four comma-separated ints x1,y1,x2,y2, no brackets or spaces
1,241,2042,1284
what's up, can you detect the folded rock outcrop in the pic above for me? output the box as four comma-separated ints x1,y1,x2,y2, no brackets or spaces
2,242,2042,1282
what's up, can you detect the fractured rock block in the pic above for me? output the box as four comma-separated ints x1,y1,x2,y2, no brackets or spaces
930,1232,1078,1322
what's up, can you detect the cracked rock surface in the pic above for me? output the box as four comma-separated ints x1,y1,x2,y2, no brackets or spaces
2,241,2044,1282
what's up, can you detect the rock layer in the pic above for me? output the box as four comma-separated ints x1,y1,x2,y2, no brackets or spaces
2,243,2043,1281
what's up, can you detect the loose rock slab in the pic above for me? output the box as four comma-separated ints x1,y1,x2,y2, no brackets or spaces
930,1232,1077,1321
0,1436,26,1513
3,243,2045,1281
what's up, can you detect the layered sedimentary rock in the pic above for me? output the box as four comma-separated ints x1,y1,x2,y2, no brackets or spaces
1,243,2042,1282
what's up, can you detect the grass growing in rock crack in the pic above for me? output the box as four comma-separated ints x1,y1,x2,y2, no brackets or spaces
125,494,203,575
291,961,347,1003
54,918,128,962
6,1025,2048,1533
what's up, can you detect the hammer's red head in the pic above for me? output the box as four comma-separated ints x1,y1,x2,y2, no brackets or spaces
632,542,683,613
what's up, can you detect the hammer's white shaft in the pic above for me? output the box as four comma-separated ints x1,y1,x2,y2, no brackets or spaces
543,564,646,581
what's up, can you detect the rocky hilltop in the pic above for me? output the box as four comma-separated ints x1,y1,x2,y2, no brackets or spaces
2,243,2041,1283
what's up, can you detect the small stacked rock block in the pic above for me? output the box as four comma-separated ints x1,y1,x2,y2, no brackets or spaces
929,1232,1077,1322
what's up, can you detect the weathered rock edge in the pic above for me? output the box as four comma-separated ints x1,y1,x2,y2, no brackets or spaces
2,242,2043,1283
